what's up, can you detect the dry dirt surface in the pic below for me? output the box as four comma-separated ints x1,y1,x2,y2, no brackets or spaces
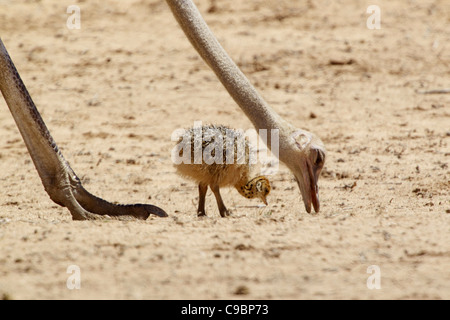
0,0,449,300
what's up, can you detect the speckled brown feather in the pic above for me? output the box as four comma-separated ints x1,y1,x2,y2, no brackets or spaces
174,124,270,216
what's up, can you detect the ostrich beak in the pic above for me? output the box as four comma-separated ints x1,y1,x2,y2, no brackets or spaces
288,130,325,213
294,158,321,214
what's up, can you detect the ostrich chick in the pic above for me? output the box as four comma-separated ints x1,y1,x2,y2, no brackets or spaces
174,124,271,217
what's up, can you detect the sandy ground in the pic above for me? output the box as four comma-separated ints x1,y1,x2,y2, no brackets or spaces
0,0,449,300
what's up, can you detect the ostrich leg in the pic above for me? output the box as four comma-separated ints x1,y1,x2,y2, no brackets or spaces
0,38,167,220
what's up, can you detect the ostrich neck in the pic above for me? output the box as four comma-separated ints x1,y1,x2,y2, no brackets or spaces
167,0,290,134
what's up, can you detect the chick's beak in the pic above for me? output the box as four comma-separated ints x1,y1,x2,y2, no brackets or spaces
263,197,268,206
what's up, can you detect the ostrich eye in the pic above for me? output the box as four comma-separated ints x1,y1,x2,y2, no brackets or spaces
315,150,324,166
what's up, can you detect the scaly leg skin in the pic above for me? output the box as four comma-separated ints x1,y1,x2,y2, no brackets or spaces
0,38,167,220
210,185,231,217
197,183,208,217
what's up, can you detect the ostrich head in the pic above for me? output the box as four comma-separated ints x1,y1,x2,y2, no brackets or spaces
281,129,326,213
